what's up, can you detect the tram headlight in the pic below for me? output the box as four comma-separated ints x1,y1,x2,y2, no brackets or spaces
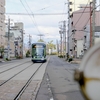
41,57,44,60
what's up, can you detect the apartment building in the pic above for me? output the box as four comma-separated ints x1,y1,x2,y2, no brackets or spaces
5,22,24,58
68,3,100,58
83,21,100,53
68,0,93,58
0,0,5,47
69,0,92,15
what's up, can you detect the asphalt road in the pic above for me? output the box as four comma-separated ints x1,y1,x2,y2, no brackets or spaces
36,55,85,100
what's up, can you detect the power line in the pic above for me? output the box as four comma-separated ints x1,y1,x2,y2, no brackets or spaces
24,0,33,14
35,1,66,12
23,0,42,34
95,4,100,9
68,2,99,39
20,0,30,14
67,0,91,39
73,0,90,27
60,2,68,21
4,13,68,15
68,1,90,38
68,17,90,39
19,0,42,34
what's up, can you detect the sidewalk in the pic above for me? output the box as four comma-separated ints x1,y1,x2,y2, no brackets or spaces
0,58,5,62
60,57,82,64
0,57,16,63
70,58,82,64
0,57,27,63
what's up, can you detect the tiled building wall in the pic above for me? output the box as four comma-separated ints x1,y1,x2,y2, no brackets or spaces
0,0,5,47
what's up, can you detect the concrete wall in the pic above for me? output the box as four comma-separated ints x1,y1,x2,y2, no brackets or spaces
69,0,92,15
77,39,83,58
0,0,5,47
5,22,24,58
95,38,100,44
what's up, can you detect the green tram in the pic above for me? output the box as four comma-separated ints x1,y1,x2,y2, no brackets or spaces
31,42,47,63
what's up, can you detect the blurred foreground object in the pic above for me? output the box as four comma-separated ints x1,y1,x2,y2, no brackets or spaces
74,42,100,100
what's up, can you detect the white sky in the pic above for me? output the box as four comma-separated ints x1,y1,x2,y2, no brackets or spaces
5,0,99,46
6,0,68,45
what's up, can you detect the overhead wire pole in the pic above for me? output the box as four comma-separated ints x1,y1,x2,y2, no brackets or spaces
7,18,10,60
92,0,96,46
59,30,63,56
62,26,64,57
19,0,42,35
59,21,65,57
29,34,32,50
63,21,66,58
21,29,24,58
67,0,70,57
90,2,92,48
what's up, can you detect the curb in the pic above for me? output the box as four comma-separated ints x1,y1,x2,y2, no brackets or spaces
0,60,5,63
70,61,81,64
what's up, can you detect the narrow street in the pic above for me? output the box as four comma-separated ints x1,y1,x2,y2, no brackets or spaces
36,55,85,100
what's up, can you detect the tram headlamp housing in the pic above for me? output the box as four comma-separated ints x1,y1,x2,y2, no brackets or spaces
41,57,44,60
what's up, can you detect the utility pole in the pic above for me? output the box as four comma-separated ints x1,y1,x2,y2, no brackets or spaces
56,40,59,56
92,0,96,46
28,34,32,56
59,30,63,56
59,21,65,57
7,18,10,60
20,29,24,58
63,21,66,57
90,2,92,48
29,34,32,50
67,0,70,56
59,21,66,57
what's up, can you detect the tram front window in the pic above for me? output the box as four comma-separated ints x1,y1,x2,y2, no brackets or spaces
35,48,44,56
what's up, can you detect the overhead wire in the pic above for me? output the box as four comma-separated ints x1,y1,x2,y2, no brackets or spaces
95,4,100,9
60,2,68,21
75,1,100,30
4,12,68,15
19,0,42,35
20,0,30,15
69,2,100,29
35,1,65,12
73,0,90,27
68,0,91,38
18,0,70,36
24,0,42,35
82,1,100,28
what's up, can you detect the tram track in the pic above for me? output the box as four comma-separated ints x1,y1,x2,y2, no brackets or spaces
0,61,48,100
14,63,43,100
0,61,31,74
0,63,33,86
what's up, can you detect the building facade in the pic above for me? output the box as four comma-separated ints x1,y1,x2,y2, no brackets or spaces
67,0,92,57
69,0,92,16
5,22,24,58
69,6,100,58
83,25,100,53
0,0,5,53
